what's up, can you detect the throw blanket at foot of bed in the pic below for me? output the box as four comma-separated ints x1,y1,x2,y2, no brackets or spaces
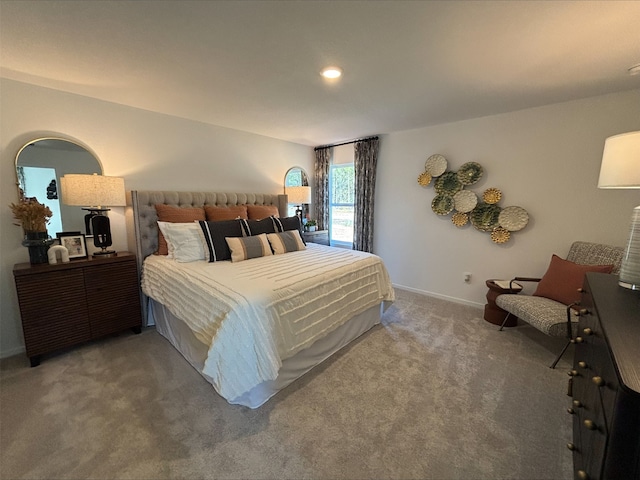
141,244,395,402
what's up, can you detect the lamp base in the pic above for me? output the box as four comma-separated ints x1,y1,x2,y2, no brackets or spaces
618,205,640,291
92,249,118,258
618,280,639,290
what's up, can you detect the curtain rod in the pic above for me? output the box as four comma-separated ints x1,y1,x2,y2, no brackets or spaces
313,135,379,151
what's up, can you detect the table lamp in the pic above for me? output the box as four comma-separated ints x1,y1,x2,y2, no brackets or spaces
598,131,640,289
286,186,311,223
61,173,126,257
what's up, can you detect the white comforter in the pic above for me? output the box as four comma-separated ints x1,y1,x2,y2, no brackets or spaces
141,243,394,401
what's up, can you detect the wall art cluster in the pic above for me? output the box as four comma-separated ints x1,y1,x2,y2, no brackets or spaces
418,154,529,244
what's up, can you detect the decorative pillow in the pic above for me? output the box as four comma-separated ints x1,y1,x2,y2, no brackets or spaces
273,215,303,233
157,222,205,262
533,254,614,305
198,219,244,262
267,231,306,255
155,204,206,255
247,204,279,220
240,217,279,236
226,233,273,263
204,205,248,221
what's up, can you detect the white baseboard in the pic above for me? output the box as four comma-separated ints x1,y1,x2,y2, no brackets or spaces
392,283,484,310
0,345,25,360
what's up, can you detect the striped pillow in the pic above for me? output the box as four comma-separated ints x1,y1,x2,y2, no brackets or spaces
226,233,273,262
198,219,244,262
239,217,279,236
267,231,306,255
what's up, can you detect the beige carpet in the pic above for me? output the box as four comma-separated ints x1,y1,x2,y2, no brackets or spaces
0,288,573,479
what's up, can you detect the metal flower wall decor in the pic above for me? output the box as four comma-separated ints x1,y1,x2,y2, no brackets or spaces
418,154,529,244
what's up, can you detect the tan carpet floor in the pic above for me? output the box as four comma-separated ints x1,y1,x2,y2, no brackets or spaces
0,288,573,479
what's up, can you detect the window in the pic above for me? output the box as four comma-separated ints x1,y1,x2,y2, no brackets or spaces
329,163,354,246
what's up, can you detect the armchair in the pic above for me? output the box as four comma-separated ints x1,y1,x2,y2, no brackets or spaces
496,241,624,368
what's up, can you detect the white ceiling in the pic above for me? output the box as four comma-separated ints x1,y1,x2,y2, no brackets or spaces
1,1,639,146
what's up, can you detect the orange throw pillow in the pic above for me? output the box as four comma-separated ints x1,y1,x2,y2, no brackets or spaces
155,204,206,255
247,204,279,220
204,205,248,221
533,254,613,305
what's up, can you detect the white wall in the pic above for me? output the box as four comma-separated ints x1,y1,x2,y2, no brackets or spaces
1,79,313,358
375,89,640,307
2,79,638,358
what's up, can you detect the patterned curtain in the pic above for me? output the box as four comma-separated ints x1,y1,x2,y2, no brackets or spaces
353,137,380,252
314,147,332,231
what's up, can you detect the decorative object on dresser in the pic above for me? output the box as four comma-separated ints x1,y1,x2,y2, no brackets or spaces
495,241,624,368
568,272,640,480
13,252,142,367
597,130,640,290
9,198,54,264
56,232,88,259
61,173,126,257
302,229,329,246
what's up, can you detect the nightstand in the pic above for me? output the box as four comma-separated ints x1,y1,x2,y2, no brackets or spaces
302,229,329,245
13,252,142,367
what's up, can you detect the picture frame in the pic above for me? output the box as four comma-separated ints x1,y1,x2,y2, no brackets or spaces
57,233,88,259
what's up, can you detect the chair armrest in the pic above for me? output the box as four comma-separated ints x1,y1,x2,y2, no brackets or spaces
512,277,542,283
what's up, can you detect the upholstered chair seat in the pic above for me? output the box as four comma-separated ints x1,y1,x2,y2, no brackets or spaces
496,295,576,337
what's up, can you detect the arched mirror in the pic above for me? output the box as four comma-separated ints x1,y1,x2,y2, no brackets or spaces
15,138,102,235
284,166,309,188
284,166,310,217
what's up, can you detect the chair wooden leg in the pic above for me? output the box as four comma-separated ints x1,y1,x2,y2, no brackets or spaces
498,312,513,331
550,340,572,369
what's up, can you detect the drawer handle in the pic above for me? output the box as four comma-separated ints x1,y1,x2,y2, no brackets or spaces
578,361,587,369
583,419,597,430
592,376,604,387
573,400,583,408
567,369,579,377
582,327,593,335
566,442,576,451
577,470,589,480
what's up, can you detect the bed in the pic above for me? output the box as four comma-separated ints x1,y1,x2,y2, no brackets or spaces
129,190,394,408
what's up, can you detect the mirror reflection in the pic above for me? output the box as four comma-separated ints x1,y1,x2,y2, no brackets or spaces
16,138,102,235
284,166,309,217
284,166,309,188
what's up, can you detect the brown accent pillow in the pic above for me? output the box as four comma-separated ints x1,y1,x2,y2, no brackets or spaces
204,205,248,221
155,204,206,255
247,204,279,220
533,254,613,305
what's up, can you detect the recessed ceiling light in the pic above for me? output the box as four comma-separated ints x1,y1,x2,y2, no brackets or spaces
629,63,640,76
321,67,342,79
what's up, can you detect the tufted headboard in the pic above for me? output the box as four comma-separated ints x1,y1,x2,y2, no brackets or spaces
127,190,288,322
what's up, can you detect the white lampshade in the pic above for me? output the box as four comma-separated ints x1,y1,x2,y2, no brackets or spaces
598,131,640,188
598,131,640,290
286,186,311,205
61,174,126,207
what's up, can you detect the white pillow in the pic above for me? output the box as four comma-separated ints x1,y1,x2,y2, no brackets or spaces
157,221,205,262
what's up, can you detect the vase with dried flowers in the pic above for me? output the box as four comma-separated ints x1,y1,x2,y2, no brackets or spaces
10,198,54,264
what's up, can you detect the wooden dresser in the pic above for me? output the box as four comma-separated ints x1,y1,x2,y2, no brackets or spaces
569,272,640,480
13,252,142,367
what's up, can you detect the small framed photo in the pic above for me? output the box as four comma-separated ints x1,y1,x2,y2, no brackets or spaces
58,233,88,259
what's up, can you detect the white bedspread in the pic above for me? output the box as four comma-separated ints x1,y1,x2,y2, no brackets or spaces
141,244,394,401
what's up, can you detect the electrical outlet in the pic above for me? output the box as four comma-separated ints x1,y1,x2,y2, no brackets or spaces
463,272,472,283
